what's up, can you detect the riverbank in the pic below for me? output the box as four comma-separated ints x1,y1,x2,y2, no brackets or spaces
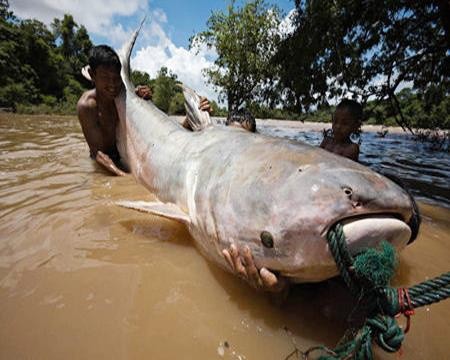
195,115,411,135
1,112,444,136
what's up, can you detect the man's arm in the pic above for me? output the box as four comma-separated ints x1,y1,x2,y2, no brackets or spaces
77,95,126,176
95,151,127,176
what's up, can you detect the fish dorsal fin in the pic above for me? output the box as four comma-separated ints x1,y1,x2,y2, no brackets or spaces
181,84,212,131
116,200,191,225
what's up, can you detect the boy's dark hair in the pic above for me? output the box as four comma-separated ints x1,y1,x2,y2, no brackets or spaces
226,108,256,132
88,45,121,72
336,99,363,122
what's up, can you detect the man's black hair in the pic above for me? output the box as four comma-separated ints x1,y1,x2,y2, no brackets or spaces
88,45,121,72
336,99,363,121
226,108,256,133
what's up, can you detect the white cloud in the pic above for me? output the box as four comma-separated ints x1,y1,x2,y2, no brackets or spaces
10,0,148,37
152,8,167,23
131,24,219,103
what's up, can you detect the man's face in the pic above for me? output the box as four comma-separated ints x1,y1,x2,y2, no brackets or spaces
91,65,123,99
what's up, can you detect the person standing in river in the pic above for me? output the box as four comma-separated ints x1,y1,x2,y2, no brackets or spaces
77,45,213,176
320,99,363,161
77,45,131,176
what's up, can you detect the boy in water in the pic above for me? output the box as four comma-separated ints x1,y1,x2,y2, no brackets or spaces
320,99,363,161
77,45,212,175
77,45,129,176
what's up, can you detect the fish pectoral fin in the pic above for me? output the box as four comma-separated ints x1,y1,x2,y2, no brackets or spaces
116,200,191,225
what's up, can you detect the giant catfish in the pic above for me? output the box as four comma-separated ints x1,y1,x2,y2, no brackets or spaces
114,25,419,285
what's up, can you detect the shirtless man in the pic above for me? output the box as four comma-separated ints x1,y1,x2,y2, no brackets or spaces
77,45,212,175
77,45,128,176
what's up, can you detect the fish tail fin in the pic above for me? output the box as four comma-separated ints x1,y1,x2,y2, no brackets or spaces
181,84,213,131
118,17,146,92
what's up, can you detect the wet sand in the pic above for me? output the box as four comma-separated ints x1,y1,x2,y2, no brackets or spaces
0,114,449,359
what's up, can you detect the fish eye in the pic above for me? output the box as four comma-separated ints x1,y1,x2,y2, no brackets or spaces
343,187,353,197
260,231,274,248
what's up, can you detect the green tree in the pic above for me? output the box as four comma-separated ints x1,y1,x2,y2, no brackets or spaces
52,14,92,82
168,92,185,115
152,67,182,113
191,0,282,112
0,0,12,21
0,4,45,107
0,4,94,111
276,0,449,131
19,19,65,98
131,69,154,89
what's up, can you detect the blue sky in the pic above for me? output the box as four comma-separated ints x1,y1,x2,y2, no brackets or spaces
113,0,296,48
10,0,296,102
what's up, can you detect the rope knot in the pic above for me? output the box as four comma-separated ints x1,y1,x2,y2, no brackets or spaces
367,315,404,353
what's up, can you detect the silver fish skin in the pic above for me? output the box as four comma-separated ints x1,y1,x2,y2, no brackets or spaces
115,26,416,283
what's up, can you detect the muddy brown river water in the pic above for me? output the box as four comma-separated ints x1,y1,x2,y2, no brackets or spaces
0,114,449,359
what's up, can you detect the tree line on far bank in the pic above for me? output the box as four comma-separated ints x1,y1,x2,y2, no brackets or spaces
0,0,448,133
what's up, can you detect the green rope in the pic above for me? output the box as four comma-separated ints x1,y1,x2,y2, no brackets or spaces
302,223,450,360
326,224,358,294
408,273,450,307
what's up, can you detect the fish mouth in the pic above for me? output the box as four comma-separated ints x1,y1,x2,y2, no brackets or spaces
326,213,412,255
280,213,413,283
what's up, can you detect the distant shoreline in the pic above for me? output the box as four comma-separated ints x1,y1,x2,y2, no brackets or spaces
206,116,411,134
0,113,426,135
255,118,409,134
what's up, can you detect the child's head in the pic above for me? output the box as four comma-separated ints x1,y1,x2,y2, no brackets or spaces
332,99,363,141
88,45,122,99
226,108,256,132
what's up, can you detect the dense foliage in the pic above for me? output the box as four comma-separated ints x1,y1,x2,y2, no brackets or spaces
277,0,449,131
193,0,449,130
191,0,282,112
0,0,92,113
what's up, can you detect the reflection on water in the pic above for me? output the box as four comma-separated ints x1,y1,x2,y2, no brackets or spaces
0,114,449,359
258,125,450,209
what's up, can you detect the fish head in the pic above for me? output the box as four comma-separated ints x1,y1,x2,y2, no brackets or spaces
222,157,419,283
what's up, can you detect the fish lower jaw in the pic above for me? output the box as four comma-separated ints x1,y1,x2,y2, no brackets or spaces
340,215,411,254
